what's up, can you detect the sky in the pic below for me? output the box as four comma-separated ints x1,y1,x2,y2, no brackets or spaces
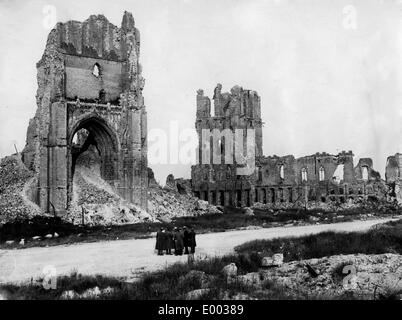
0,0,401,184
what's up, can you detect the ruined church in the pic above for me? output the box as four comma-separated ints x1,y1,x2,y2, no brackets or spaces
191,84,395,207
21,12,148,216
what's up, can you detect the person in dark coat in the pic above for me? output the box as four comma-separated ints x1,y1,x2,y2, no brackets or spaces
155,228,164,255
189,228,197,254
172,227,178,254
165,228,174,255
183,226,190,254
174,227,184,255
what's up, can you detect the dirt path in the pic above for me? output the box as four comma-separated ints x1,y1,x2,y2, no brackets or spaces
0,218,398,284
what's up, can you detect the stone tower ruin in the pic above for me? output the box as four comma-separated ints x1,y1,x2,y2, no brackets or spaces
22,12,148,216
191,84,263,207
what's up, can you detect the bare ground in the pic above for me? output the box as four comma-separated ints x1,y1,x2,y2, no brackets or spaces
0,217,398,284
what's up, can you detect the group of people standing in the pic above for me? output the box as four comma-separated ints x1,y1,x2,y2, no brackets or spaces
155,226,196,256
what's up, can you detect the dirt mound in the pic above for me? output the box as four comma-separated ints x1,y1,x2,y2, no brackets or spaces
0,155,40,223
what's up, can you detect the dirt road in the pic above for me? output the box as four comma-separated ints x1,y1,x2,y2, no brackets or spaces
0,218,397,284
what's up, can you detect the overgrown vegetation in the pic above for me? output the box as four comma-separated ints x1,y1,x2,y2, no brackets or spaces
0,205,399,249
0,253,318,300
235,219,402,262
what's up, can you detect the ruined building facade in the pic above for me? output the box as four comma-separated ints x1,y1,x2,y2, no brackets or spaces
385,153,402,204
191,84,385,207
191,84,263,207
22,12,148,216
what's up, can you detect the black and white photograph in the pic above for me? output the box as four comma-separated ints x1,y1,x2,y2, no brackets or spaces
0,0,402,308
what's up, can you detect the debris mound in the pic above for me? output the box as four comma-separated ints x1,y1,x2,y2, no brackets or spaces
147,171,221,220
0,155,40,223
68,147,155,226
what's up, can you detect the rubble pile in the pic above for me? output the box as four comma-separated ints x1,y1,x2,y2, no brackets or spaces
0,155,40,223
68,149,155,226
258,253,402,299
252,194,400,213
216,253,402,299
75,173,119,206
147,171,221,219
147,185,221,220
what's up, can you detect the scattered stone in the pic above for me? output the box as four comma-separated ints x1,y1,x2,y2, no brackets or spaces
261,253,284,267
60,290,77,300
159,215,172,223
243,207,254,216
222,263,238,280
81,286,102,299
221,291,256,300
237,272,263,287
53,232,59,238
32,236,41,241
19,239,25,245
60,286,114,300
195,200,209,211
100,286,115,296
5,240,14,245
45,234,53,239
184,288,210,300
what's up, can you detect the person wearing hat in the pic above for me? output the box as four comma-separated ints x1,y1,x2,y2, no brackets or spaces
189,227,197,254
174,227,184,255
183,226,190,254
166,228,174,255
172,227,178,255
155,227,164,255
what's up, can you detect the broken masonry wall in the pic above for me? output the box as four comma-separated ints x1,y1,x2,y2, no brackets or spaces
354,158,381,181
385,153,402,183
21,12,148,218
192,84,263,207
385,153,402,204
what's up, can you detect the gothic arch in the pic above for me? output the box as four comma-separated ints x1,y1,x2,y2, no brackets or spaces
69,115,120,183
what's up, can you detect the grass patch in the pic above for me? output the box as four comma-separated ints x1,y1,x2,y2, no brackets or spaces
235,219,402,262
0,251,330,300
0,253,262,300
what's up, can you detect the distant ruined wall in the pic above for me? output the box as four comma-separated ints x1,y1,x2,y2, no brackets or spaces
22,12,148,216
191,84,387,207
385,153,402,204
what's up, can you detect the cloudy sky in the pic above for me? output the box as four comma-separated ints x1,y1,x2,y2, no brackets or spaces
0,0,401,183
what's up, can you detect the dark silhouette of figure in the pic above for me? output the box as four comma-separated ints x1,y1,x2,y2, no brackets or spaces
189,228,197,254
155,228,164,255
183,226,190,254
166,228,174,255
174,227,184,255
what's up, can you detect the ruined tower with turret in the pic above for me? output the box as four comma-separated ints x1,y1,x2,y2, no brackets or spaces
22,12,148,216
191,84,263,207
